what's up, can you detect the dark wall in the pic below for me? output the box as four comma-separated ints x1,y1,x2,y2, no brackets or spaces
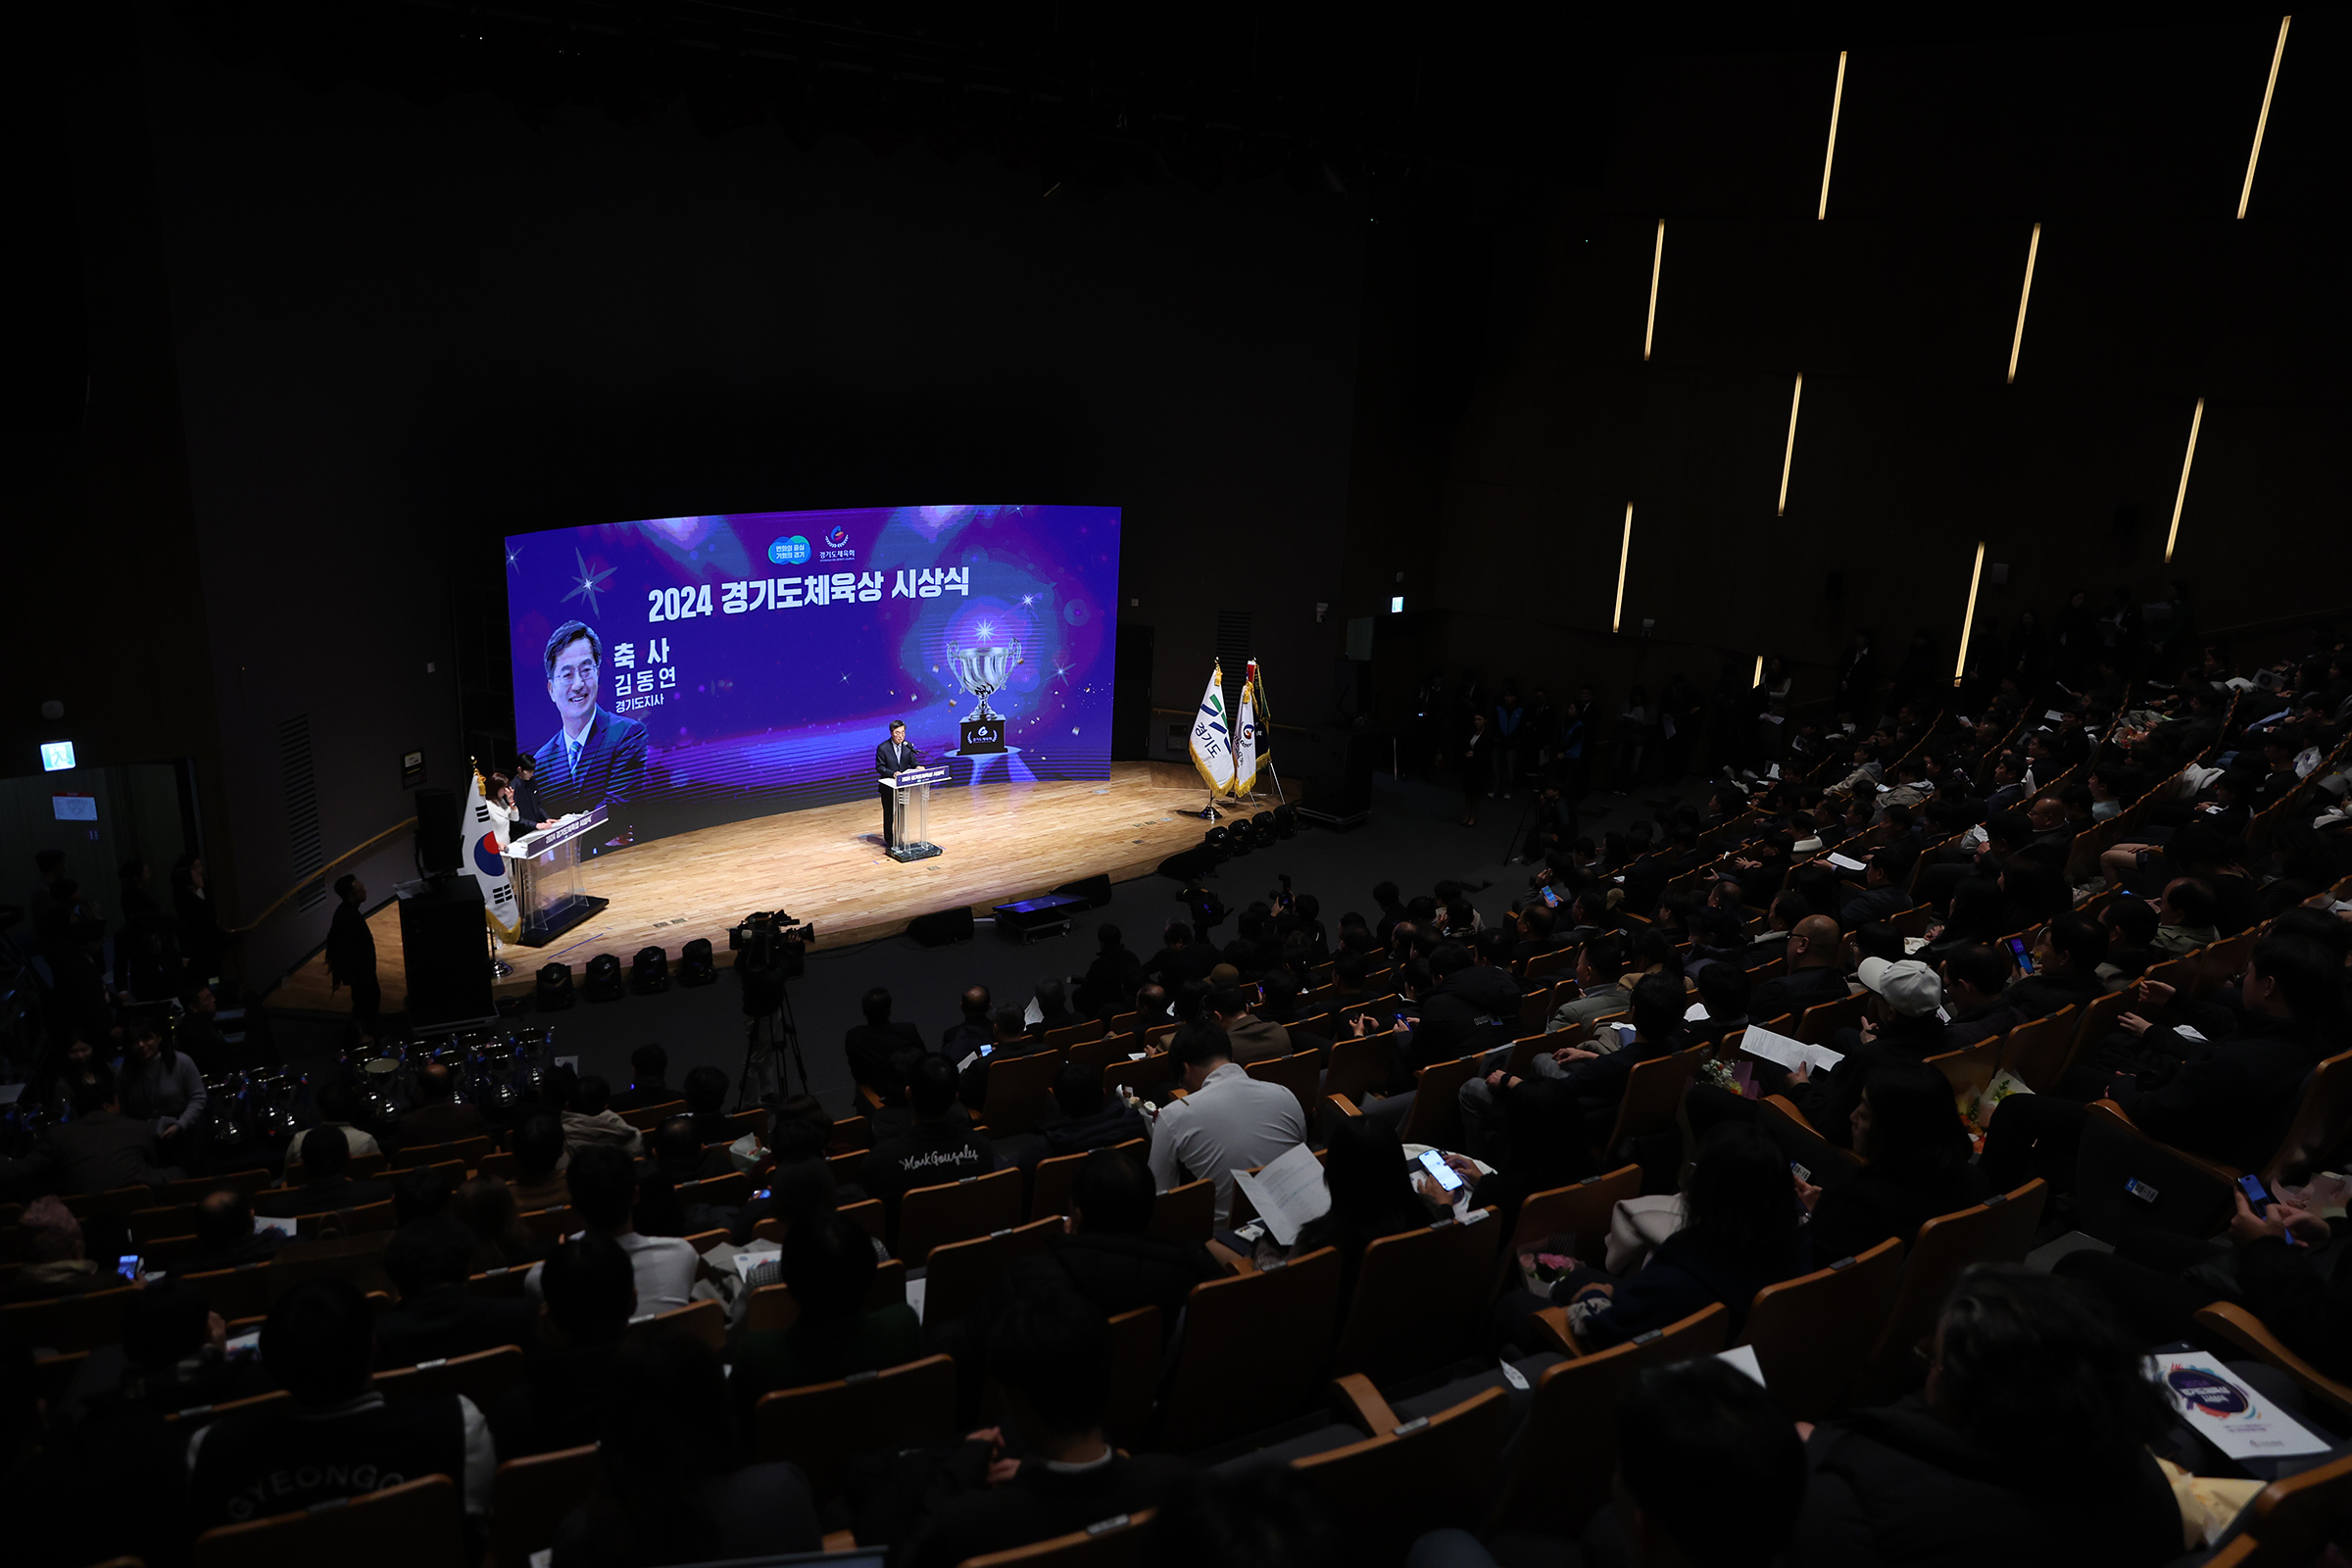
1341,18,2352,727
126,5,1361,983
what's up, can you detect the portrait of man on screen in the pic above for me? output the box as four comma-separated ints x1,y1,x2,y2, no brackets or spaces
529,618,648,843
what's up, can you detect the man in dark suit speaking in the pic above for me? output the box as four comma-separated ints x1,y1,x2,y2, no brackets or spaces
876,719,919,843
530,619,648,841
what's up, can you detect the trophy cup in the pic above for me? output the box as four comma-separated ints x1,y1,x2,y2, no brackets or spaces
948,641,1021,755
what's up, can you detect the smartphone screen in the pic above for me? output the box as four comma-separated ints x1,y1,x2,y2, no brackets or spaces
1417,1149,1465,1193
979,1043,995,1057
2238,1174,2272,1206
116,1254,140,1282
2006,937,2034,975
1540,885,1560,907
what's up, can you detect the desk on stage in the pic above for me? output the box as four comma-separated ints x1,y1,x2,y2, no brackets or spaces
510,806,611,945
884,766,949,862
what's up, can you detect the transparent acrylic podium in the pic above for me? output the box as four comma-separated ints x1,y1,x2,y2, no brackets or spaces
509,805,610,944
885,767,949,862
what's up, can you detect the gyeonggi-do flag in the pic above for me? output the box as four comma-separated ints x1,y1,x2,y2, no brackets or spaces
1233,673,1258,798
464,768,520,940
1246,660,1274,786
1189,660,1237,795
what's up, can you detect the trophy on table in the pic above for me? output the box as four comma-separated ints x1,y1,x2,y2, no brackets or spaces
948,641,1022,755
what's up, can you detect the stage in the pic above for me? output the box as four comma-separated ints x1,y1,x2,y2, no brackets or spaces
268,760,1261,1014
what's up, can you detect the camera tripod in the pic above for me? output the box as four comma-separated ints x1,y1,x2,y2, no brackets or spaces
735,960,810,1110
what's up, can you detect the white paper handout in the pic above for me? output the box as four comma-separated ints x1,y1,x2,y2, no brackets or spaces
2148,1353,2329,1459
1230,1142,1332,1248
732,1246,780,1283
1827,852,1869,872
1717,1344,1768,1387
1739,1025,1844,1077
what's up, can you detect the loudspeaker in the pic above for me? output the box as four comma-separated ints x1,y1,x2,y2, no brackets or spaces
398,874,494,1027
907,906,974,947
1156,850,1207,881
534,962,575,1011
1054,873,1112,908
415,788,462,874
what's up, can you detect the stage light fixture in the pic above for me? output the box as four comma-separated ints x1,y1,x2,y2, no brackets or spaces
1611,505,1633,633
629,946,670,994
1250,813,1277,848
583,953,625,1003
2007,221,2040,384
1778,373,1804,516
534,962,575,1011
1643,219,1664,360
2166,398,2204,564
1272,805,1298,837
2238,16,2291,220
678,938,717,987
1953,542,1985,687
1817,50,1848,220
1202,826,1231,861
1225,817,1254,856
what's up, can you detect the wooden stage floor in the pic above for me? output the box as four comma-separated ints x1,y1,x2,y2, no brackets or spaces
269,760,1236,1014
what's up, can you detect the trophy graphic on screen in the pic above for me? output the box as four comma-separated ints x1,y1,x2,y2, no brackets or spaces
948,641,1022,755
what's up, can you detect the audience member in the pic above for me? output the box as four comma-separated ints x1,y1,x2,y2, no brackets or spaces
254,1125,393,1218
173,1186,284,1274
0,1198,110,1303
524,1144,702,1313
40,1076,181,1193
448,1173,545,1270
493,1235,637,1459
732,1213,922,1419
845,987,927,1104
508,1109,572,1211
1146,1023,1306,1225
562,1075,646,1156
375,1215,539,1366
1797,1062,1991,1262
1038,1061,1149,1159
861,1054,1000,1207
398,1062,490,1147
285,1078,382,1165
1800,1267,2178,1566
549,1329,820,1567
900,1291,1188,1568
188,1277,495,1527
607,1043,677,1112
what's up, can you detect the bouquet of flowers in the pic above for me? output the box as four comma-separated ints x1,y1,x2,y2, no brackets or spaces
1519,1249,1580,1296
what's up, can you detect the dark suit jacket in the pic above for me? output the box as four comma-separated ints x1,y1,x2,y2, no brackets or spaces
2117,1012,2330,1172
846,1020,927,1102
530,706,648,820
874,738,920,778
42,1111,179,1194
398,1101,489,1148
1747,965,1853,1029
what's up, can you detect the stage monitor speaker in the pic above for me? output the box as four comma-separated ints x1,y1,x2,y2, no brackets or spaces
1054,873,1112,908
415,788,461,874
1156,850,1206,882
398,874,494,1028
908,906,974,947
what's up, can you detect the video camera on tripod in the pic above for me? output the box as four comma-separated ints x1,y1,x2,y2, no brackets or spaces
728,910,816,1105
728,910,814,980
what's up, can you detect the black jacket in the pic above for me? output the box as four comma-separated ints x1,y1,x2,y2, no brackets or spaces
1999,969,2101,1022
859,1121,999,1206
1799,1399,2178,1568
1787,1023,1945,1147
2115,1010,2330,1172
1804,1161,1990,1265
845,1020,929,1102
1747,965,1852,1030
1009,1231,1223,1331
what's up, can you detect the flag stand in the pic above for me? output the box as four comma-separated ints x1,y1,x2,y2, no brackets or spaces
1197,791,1224,821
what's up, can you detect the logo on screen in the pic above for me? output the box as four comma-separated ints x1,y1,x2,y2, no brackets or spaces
824,525,850,548
768,536,810,565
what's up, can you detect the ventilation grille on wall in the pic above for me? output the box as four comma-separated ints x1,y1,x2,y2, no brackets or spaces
1215,610,1253,713
280,714,328,912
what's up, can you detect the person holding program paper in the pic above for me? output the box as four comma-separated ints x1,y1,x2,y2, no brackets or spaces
1146,1022,1306,1226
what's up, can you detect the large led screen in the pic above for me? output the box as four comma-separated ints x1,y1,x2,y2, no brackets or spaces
504,505,1120,848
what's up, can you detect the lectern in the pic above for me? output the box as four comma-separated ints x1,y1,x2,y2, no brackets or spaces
885,767,949,862
509,805,611,943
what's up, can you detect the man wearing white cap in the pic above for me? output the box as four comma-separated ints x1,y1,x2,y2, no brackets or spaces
1779,956,1948,1152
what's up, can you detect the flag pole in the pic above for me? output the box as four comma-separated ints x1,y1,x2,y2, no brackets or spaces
1255,662,1288,805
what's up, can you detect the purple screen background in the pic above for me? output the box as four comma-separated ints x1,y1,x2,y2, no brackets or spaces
505,504,1120,844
